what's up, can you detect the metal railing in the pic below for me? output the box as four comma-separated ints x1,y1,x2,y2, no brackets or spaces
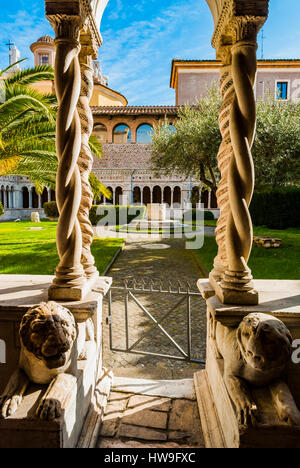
107,278,205,365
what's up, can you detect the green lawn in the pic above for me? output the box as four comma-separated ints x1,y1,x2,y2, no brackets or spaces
0,221,124,275
196,226,300,280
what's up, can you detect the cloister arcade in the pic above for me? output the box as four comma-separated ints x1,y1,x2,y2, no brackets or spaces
94,122,172,145
0,179,55,217
94,182,217,210
93,122,158,144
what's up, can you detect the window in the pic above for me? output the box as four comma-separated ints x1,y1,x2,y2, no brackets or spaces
39,54,49,65
113,124,131,144
93,123,108,143
276,81,288,100
136,124,154,143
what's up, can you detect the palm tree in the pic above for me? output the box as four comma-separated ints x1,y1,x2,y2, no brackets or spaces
0,60,108,198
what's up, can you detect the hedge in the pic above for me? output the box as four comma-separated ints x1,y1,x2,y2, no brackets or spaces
0,202,4,217
43,201,59,219
183,209,215,221
250,187,300,229
89,205,146,226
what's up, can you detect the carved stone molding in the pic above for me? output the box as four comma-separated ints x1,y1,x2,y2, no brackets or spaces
45,1,102,58
207,0,269,61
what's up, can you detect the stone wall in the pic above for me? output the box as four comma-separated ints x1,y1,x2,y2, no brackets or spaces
95,143,153,169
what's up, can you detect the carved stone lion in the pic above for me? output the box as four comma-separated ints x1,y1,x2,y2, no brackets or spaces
216,312,300,427
0,302,85,421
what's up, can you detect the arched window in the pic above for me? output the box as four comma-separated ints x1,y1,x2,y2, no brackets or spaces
32,187,39,209
163,187,171,207
192,187,200,208
50,190,56,202
142,187,151,206
173,186,182,207
41,188,48,206
153,186,162,204
136,124,154,144
133,187,141,204
0,186,4,206
93,123,108,143
6,186,9,208
22,187,29,209
115,187,123,205
113,124,131,144
10,187,14,209
38,53,50,65
106,187,114,204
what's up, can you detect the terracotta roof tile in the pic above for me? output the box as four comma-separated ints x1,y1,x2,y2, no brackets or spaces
91,106,179,116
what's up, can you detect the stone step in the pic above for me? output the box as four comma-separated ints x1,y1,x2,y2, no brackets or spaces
112,376,196,400
111,366,197,381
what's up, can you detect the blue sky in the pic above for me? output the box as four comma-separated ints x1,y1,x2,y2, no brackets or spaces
0,0,299,105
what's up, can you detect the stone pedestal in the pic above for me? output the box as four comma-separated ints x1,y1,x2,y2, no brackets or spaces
0,274,111,448
147,204,167,221
196,279,300,449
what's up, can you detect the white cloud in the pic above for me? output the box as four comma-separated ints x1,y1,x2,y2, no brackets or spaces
0,7,52,70
100,0,214,105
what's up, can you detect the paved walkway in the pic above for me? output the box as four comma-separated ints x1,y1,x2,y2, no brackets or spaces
102,238,207,374
98,391,205,448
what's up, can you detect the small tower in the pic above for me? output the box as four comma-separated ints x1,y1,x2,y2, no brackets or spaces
8,45,21,72
93,61,109,86
30,35,55,67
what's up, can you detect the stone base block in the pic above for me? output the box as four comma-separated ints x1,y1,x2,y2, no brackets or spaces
214,278,259,306
48,273,99,302
195,366,300,449
0,343,97,449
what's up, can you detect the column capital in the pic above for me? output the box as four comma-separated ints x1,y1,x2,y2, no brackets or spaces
45,0,104,58
206,0,269,62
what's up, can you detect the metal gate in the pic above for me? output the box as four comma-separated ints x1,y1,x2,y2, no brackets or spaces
107,278,205,365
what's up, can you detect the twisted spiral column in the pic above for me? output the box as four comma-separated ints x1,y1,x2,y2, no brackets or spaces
77,54,98,279
52,36,85,290
210,65,235,281
221,41,257,293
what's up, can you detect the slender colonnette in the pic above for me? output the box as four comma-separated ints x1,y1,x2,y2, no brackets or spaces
221,38,257,293
50,16,85,292
211,63,234,281
77,52,98,279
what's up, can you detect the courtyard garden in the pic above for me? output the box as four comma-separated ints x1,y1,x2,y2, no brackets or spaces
0,218,298,281
0,220,124,276
197,226,300,280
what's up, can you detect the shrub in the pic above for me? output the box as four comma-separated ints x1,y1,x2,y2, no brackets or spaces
204,210,215,221
89,205,146,226
0,202,4,217
250,187,300,229
183,209,215,221
43,201,59,219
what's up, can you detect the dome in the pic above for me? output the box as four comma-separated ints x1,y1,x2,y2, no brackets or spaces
37,35,54,44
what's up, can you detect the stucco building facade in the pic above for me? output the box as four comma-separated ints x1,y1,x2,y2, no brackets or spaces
171,59,300,105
